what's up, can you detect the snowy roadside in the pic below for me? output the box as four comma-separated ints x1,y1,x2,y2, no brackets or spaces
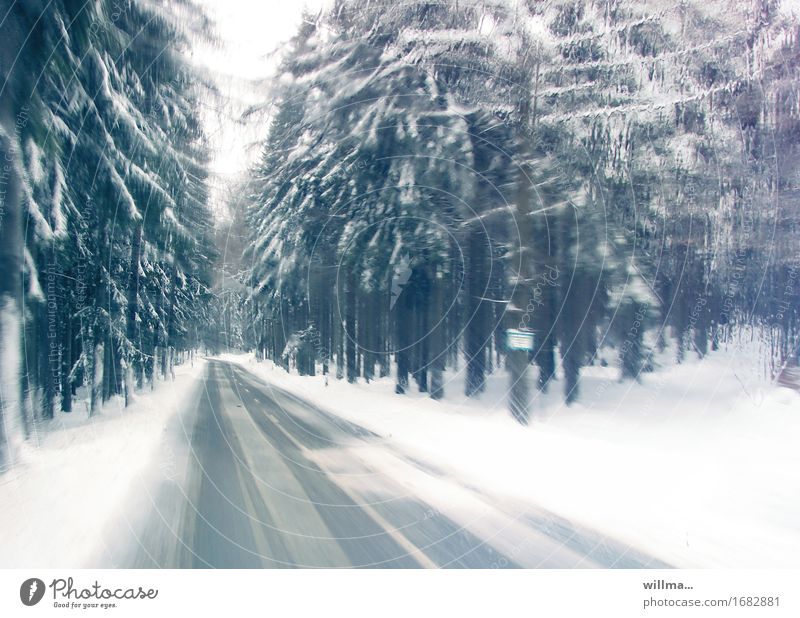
0,359,206,568
220,350,800,568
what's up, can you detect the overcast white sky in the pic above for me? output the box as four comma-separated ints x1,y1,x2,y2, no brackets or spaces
194,0,329,80
190,0,329,216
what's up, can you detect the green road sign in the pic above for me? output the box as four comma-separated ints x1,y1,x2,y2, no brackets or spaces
506,329,534,351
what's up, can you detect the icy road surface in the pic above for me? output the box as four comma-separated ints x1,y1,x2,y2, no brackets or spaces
104,360,664,568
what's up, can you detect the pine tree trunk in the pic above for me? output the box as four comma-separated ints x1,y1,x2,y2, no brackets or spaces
533,268,557,391
465,230,488,396
379,287,390,378
409,271,429,393
363,292,375,382
507,173,534,423
620,300,646,382
60,311,72,413
39,297,55,419
124,223,142,406
335,311,344,379
506,54,541,424
102,334,114,402
89,337,104,416
321,295,330,375
345,269,357,383
163,268,177,380
150,344,158,390
394,289,409,394
563,343,581,404
413,295,428,393
0,298,23,468
561,273,588,404
0,6,33,468
429,267,445,400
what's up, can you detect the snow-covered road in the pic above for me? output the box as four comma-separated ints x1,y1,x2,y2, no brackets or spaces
102,360,664,568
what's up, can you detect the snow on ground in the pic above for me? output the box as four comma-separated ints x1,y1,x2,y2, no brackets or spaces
0,359,206,568
220,346,800,568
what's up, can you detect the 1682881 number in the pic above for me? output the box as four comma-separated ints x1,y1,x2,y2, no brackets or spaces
737,597,779,607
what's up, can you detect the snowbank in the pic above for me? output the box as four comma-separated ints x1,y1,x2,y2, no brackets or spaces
220,349,800,568
0,359,206,568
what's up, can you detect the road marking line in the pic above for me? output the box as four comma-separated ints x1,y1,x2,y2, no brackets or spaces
260,405,437,569
232,448,277,562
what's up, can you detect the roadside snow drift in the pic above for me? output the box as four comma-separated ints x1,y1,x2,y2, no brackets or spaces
0,360,205,568
221,349,800,569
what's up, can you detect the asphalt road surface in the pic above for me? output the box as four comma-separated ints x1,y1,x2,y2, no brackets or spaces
103,360,667,569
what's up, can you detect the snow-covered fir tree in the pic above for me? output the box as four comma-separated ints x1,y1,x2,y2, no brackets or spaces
240,0,800,423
